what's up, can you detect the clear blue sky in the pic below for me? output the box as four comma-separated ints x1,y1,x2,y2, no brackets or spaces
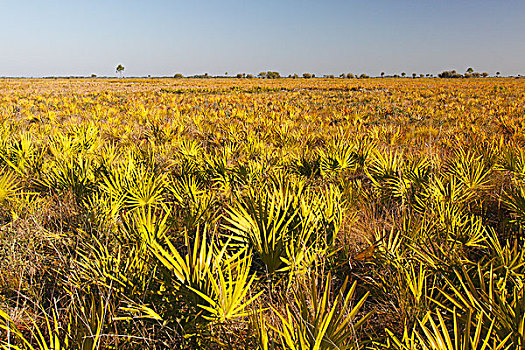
1,0,524,77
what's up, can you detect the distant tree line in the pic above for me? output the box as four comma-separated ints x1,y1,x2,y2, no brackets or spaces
438,68,490,79
258,71,281,79
100,65,506,79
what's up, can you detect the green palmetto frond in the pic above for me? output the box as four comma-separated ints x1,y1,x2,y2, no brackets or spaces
101,162,167,212
499,146,525,178
120,206,171,249
0,299,106,350
431,264,525,347
416,310,511,350
380,308,511,350
502,182,525,229
290,147,321,178
190,250,261,322
433,201,488,249
168,175,215,229
446,149,493,193
271,273,372,350
0,134,46,179
0,171,20,203
68,123,101,154
318,141,358,177
0,307,67,350
486,228,525,280
383,156,432,205
224,188,295,274
150,227,261,322
366,150,403,183
123,170,166,210
48,133,74,159
178,139,203,159
223,176,323,275
426,176,476,207
33,154,99,201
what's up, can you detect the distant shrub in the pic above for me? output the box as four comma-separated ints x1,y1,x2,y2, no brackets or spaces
173,73,183,79
258,71,280,79
303,73,312,79
438,70,463,78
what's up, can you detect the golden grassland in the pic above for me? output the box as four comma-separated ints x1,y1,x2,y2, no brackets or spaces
1,77,525,349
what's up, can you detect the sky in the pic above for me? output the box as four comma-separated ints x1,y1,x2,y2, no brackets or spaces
0,0,524,77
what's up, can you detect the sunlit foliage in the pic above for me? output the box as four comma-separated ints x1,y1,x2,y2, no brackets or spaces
1,77,525,349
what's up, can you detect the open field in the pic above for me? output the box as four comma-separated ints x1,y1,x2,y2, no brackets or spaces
1,77,525,348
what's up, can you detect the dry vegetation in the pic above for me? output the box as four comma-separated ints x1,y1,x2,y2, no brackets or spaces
1,77,525,349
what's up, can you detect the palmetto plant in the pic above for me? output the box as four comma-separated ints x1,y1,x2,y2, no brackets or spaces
502,182,525,230
168,175,215,230
33,154,99,203
1,307,71,350
150,226,261,323
432,201,487,249
382,156,432,205
0,298,106,350
432,263,525,347
120,206,171,248
365,150,405,201
318,140,358,177
366,150,403,182
0,134,45,180
365,226,440,329
190,249,261,322
223,186,295,274
379,308,512,350
0,170,19,203
67,123,101,154
177,139,204,176
486,228,525,281
445,149,493,194
101,160,167,213
271,273,372,350
223,175,324,275
290,147,321,178
500,146,525,178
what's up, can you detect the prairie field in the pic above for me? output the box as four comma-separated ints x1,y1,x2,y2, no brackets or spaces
1,77,525,349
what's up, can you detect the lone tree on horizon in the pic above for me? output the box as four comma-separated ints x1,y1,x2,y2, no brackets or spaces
116,64,125,78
